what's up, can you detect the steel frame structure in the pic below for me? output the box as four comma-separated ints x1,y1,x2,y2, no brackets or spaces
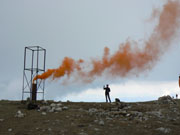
22,46,46,100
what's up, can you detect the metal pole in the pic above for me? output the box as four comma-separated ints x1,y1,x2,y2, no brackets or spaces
36,46,39,84
22,47,26,101
36,46,39,100
30,50,34,100
44,49,46,72
43,49,46,100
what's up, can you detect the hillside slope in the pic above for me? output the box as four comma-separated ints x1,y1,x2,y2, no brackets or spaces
0,97,180,135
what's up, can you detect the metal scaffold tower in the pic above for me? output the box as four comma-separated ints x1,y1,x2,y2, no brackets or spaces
22,46,46,101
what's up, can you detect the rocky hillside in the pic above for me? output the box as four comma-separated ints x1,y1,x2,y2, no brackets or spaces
0,96,180,135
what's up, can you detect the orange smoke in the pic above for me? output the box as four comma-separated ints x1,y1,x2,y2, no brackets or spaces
33,0,180,83
33,57,83,82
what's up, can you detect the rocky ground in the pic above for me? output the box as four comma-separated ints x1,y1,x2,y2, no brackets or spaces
0,96,180,135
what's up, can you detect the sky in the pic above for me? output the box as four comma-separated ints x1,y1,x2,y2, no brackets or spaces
0,0,180,102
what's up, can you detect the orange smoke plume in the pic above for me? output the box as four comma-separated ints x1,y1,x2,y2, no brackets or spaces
33,57,83,82
33,0,180,83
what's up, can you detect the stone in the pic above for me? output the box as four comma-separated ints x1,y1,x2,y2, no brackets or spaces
44,120,50,123
139,117,143,122
94,120,98,123
55,107,62,112
15,110,24,118
89,108,97,113
51,107,56,112
132,111,143,117
158,95,176,104
0,119,4,122
42,112,47,115
146,111,163,118
62,106,68,110
143,116,149,121
50,103,56,107
111,107,119,111
8,128,12,132
106,117,113,120
94,128,100,131
99,120,105,126
79,132,88,135
48,109,54,113
123,105,132,110
119,110,127,116
156,127,171,134
79,108,84,111
57,103,63,107
48,128,52,131
40,106,51,112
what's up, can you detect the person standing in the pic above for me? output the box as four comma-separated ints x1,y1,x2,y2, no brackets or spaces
103,84,111,103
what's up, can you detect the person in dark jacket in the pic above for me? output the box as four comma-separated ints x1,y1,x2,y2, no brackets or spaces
103,84,111,103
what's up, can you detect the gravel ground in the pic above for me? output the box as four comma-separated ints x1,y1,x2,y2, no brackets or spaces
0,98,180,135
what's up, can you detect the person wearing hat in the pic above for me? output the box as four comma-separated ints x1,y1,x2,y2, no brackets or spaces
103,84,111,103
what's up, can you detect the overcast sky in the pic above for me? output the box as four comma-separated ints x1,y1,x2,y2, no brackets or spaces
0,0,180,102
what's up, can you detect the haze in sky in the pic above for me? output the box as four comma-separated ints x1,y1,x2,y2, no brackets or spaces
0,0,180,102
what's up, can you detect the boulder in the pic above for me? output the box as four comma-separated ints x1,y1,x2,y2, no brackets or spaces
48,109,54,113
57,103,63,107
55,107,62,112
40,106,51,112
50,103,56,107
158,95,176,104
51,107,56,112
